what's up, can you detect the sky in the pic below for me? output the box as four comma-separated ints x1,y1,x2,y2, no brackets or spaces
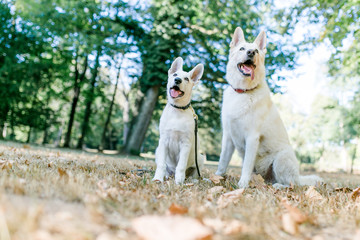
281,42,332,115
273,0,332,115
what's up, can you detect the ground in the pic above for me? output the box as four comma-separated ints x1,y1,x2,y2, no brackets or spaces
0,141,360,240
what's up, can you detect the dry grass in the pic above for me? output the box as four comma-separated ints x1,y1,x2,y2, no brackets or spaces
0,141,360,240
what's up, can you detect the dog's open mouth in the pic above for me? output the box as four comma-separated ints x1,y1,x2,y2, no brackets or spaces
237,60,256,80
169,86,184,98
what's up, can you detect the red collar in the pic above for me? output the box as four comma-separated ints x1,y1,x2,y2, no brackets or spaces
232,85,257,93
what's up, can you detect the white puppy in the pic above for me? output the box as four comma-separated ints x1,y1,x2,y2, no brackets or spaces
215,27,322,188
153,57,204,185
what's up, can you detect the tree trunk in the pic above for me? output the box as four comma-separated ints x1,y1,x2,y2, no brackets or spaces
77,47,101,149
0,121,4,139
350,138,358,174
99,64,121,151
26,127,31,143
124,85,160,155
63,55,88,148
42,127,49,145
122,97,130,145
9,110,15,140
0,106,9,139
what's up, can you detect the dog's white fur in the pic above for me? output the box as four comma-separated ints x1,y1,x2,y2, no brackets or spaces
153,57,204,184
216,27,322,188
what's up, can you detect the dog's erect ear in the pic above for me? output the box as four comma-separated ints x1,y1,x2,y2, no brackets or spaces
230,27,245,48
189,63,204,84
168,57,183,75
254,30,267,51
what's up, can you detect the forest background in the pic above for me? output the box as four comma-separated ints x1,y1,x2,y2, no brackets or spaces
0,0,359,173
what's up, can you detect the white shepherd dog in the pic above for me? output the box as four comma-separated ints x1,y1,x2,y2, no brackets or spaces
153,57,204,185
215,27,323,188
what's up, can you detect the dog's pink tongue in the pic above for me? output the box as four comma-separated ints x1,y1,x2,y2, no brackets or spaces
170,89,179,98
242,65,255,80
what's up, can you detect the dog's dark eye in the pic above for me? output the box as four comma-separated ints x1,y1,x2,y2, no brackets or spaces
173,73,177,76
184,77,189,81
239,47,245,51
255,49,259,54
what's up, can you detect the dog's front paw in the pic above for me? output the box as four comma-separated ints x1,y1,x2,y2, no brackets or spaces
238,178,250,189
152,176,164,183
215,170,226,176
175,173,185,185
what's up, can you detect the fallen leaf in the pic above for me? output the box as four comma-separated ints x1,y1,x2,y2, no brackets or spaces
23,144,30,149
57,168,68,178
202,218,248,235
0,160,13,170
305,186,323,201
156,194,166,199
351,187,360,201
132,215,213,240
282,213,298,235
217,189,244,208
185,183,195,187
249,174,266,188
281,199,308,223
168,203,188,215
209,175,224,184
335,187,352,193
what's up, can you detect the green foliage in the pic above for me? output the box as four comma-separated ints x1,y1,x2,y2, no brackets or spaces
1,0,301,154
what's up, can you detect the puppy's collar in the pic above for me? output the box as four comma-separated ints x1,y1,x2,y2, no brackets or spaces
232,85,257,93
170,102,191,110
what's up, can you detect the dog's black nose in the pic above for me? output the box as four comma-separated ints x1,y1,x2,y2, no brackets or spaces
247,49,255,58
174,77,182,85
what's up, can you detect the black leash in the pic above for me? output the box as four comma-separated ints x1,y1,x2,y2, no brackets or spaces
194,113,201,177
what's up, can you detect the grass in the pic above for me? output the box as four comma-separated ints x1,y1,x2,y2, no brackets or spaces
0,141,359,240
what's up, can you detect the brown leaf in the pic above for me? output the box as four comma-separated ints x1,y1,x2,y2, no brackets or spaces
0,160,13,170
156,194,166,199
132,215,213,240
217,189,244,208
305,186,323,201
351,187,360,201
57,168,68,178
209,175,224,184
24,159,30,165
335,187,352,193
282,213,298,235
168,203,188,215
203,218,248,235
23,144,30,149
249,174,266,188
281,199,308,224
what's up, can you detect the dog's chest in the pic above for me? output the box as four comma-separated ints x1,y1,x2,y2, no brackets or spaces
159,107,194,143
222,88,260,128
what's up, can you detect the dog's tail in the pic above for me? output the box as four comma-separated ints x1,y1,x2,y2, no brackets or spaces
299,175,323,186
